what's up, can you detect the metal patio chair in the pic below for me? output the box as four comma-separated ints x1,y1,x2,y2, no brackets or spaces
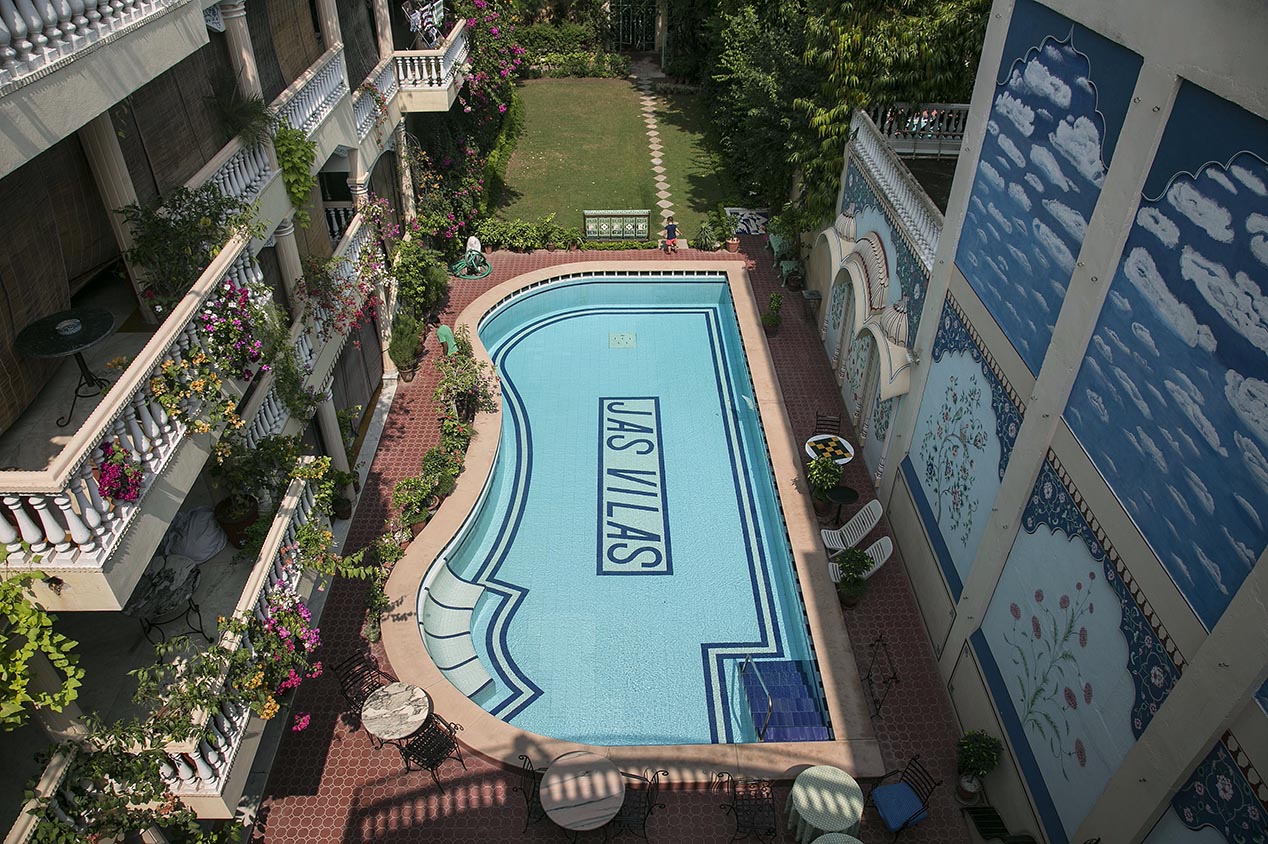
962,805,1039,843
602,768,667,842
332,651,395,714
397,716,466,793
814,411,842,436
512,754,548,832
713,772,778,844
866,755,941,840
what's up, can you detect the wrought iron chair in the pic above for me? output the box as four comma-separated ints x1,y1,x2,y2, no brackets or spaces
814,411,842,436
714,772,777,844
866,755,941,840
397,716,466,793
602,768,667,842
512,754,548,832
332,651,395,714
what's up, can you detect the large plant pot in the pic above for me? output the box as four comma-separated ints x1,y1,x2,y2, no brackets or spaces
215,496,259,548
333,496,354,521
763,320,780,337
956,774,983,804
813,496,833,516
725,237,740,252
398,365,417,383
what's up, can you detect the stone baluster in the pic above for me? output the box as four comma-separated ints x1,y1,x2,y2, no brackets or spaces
6,495,46,551
122,401,152,459
54,491,94,553
85,0,105,29
171,753,196,787
133,393,163,454
66,0,87,40
13,0,48,63
198,738,221,768
0,1,31,75
158,756,179,787
190,745,218,786
31,495,70,554
33,0,64,58
74,462,107,530
0,498,22,555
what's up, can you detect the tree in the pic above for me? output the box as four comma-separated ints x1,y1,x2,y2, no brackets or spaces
797,0,989,218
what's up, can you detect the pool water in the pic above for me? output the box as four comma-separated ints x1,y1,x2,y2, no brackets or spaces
422,275,827,745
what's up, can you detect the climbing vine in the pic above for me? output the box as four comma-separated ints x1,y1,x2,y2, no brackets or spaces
274,120,318,228
0,573,83,731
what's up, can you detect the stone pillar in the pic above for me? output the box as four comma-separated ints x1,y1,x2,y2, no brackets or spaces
273,217,304,318
219,1,262,100
30,652,89,743
314,0,342,51
316,392,356,501
371,0,393,60
78,112,154,322
394,122,416,222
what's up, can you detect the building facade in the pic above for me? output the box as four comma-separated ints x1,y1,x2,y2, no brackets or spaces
810,0,1268,841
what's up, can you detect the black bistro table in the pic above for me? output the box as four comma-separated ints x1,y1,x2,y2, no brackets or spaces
14,307,116,427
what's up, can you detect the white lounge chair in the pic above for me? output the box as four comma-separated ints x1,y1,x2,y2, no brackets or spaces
822,499,882,558
830,535,894,583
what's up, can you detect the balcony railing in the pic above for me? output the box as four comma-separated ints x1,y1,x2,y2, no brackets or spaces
394,20,468,90
849,109,944,273
866,102,968,159
0,0,191,91
161,468,321,799
352,57,399,141
324,203,356,246
274,45,348,135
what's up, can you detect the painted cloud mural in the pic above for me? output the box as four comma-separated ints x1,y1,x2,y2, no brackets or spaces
1066,84,1268,631
955,31,1135,375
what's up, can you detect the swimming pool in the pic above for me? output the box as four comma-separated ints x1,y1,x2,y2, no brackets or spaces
418,274,829,745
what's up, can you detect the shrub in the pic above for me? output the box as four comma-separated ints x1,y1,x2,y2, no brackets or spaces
957,730,1004,778
528,50,630,78
420,446,458,498
834,547,873,602
389,310,420,371
392,476,433,525
805,453,840,498
690,221,719,251
394,238,449,318
517,21,598,57
434,326,499,420
483,89,525,209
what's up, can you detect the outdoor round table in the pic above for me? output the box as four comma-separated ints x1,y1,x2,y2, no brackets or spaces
361,682,433,742
810,834,864,844
540,750,625,832
14,306,115,427
824,485,860,526
805,434,855,466
787,765,864,843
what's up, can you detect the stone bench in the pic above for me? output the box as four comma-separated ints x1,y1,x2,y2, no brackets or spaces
583,209,651,240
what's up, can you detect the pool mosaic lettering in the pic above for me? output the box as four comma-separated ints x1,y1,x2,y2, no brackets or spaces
597,397,672,575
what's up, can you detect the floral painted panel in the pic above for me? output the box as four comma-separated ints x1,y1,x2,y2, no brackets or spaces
954,0,1142,375
862,392,894,478
840,333,870,420
1065,81,1268,631
909,300,1019,586
824,275,849,364
840,162,930,340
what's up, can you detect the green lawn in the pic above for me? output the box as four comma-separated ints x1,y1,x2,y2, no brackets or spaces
497,79,656,228
652,93,741,238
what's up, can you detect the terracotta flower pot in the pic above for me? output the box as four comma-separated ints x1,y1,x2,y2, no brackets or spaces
215,496,259,548
399,366,417,383
725,237,740,252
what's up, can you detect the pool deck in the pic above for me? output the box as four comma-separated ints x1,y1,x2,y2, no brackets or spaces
254,239,971,843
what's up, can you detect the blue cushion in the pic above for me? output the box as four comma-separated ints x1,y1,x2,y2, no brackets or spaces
872,782,929,831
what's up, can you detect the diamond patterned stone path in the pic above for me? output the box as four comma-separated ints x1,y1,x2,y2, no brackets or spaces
631,63,674,225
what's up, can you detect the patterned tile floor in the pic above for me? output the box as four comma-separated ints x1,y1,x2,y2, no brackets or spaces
255,239,970,843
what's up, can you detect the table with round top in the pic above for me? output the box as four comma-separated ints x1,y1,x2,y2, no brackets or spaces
361,682,433,742
787,765,865,843
14,306,116,427
810,835,864,844
540,750,625,832
805,434,855,466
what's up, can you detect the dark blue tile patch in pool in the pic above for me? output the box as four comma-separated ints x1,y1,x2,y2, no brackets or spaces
597,396,672,575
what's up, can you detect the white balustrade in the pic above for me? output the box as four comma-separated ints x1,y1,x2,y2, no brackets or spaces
393,19,467,90
0,0,187,90
274,46,347,137
205,140,271,205
323,203,355,245
164,468,321,796
352,57,399,140
849,110,944,273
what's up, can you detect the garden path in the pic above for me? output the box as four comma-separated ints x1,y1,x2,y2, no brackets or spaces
629,57,675,225
253,241,971,844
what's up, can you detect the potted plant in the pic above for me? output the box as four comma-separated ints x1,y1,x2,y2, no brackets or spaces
96,441,143,503
211,434,299,546
833,547,873,608
762,293,783,336
689,220,719,251
390,310,421,382
712,205,740,252
420,446,457,504
806,452,842,515
957,730,1004,803
392,475,434,534
330,468,358,520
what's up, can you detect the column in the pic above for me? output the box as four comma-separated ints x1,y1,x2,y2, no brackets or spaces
394,123,417,223
30,652,89,743
316,392,355,501
78,112,154,323
371,0,393,60
1074,552,1268,843
218,1,262,100
314,0,342,51
273,216,304,318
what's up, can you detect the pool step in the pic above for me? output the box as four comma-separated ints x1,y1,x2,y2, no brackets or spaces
741,660,832,743
420,563,493,697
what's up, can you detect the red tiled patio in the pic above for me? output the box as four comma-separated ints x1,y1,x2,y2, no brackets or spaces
253,238,970,843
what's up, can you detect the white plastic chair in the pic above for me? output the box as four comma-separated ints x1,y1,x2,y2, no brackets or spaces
821,499,882,558
830,535,894,583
